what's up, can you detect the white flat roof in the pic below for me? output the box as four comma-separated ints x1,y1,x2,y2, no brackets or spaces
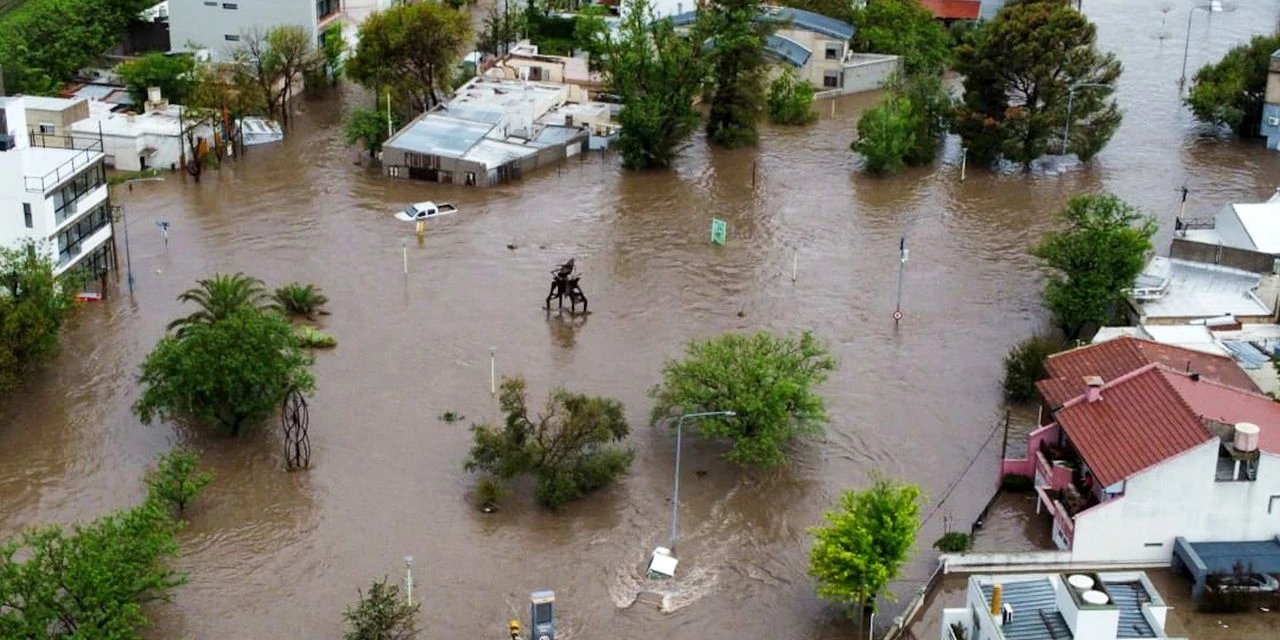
21,95,85,112
21,146,104,189
1231,202,1280,254
70,106,187,138
1134,257,1272,320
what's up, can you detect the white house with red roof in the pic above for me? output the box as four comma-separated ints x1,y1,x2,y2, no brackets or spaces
1003,338,1280,563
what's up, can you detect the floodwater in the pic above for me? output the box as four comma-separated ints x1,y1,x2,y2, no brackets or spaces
4,2,1280,638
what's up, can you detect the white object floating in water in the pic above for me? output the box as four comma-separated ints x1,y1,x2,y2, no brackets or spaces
239,117,283,146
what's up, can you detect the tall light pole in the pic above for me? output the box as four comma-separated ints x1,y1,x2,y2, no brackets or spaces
1063,82,1112,156
1180,1,1224,91
648,410,735,579
113,176,163,295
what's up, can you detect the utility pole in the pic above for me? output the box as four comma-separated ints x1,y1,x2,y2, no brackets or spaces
893,235,907,324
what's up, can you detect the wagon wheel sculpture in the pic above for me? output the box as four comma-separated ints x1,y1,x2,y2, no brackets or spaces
281,388,311,471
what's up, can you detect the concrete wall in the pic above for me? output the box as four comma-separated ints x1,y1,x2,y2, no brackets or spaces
1071,444,1280,563
841,54,902,95
25,101,90,144
776,25,849,90
1169,237,1277,274
169,0,319,61
1215,203,1255,250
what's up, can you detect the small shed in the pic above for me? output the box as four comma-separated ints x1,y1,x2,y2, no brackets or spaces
1172,535,1280,600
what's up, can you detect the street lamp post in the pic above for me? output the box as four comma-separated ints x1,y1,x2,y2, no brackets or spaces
114,176,163,295
648,410,735,579
1063,83,1112,156
1180,1,1224,91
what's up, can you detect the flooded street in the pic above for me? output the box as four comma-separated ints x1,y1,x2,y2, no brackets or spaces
4,2,1280,638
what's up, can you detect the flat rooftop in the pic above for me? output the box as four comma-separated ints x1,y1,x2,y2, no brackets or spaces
1230,202,1280,253
71,105,188,138
20,146,104,192
976,573,1161,639
1132,257,1271,321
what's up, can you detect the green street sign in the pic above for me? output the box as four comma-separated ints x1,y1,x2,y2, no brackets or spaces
711,218,727,245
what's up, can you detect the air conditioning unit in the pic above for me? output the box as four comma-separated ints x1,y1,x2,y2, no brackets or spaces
0,133,14,151
1268,116,1280,127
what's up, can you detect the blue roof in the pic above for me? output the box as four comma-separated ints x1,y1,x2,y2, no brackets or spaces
386,113,494,158
764,34,811,67
668,5,854,41
1102,580,1156,638
980,579,1071,640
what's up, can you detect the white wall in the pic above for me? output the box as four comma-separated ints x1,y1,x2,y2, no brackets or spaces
169,0,319,61
0,100,49,260
1215,203,1256,251
1072,442,1280,562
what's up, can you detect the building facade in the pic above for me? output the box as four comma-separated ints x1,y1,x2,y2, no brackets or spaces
168,0,344,60
1262,49,1279,151
0,98,114,282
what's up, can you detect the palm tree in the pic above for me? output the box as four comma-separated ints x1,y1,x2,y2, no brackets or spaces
167,273,278,335
273,282,330,320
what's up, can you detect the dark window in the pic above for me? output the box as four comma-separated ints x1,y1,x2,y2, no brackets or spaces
223,2,238,8
203,1,217,5
51,162,105,224
22,203,32,228
317,0,338,18
405,152,439,170
56,201,110,265
225,34,241,42
825,44,841,60
823,72,839,88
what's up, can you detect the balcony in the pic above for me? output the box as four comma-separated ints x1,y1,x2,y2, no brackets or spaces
23,135,104,194
1036,486,1076,549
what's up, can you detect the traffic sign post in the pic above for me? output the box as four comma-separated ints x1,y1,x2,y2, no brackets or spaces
710,218,727,245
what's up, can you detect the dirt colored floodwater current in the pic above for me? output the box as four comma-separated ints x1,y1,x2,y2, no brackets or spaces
4,2,1280,638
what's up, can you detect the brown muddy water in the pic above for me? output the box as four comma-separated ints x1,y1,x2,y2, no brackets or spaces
4,2,1280,638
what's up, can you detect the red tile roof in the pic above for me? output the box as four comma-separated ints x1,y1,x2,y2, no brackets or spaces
1037,337,1259,408
1162,370,1280,455
1055,364,1213,487
919,0,981,20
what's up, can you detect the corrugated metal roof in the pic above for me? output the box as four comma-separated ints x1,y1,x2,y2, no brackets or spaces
669,6,855,40
764,34,811,67
1037,336,1260,408
979,579,1071,640
1055,365,1213,487
1102,580,1156,638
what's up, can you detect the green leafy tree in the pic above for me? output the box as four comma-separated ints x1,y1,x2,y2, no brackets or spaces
808,476,922,619
320,23,348,85
649,331,837,467
118,52,196,105
274,282,330,320
0,453,204,638
0,0,155,95
853,95,916,175
1031,194,1156,339
343,577,419,640
1185,33,1280,138
603,0,705,169
897,73,953,165
166,272,277,335
1002,335,1064,402
146,448,213,516
464,376,633,509
346,97,400,160
953,0,1121,168
478,1,523,57
136,307,315,436
766,68,817,125
347,1,472,115
0,240,78,394
778,0,854,23
572,4,610,69
229,25,320,128
850,0,950,76
701,0,768,148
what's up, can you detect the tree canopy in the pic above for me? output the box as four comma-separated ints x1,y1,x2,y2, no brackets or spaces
118,53,197,106
166,272,277,335
649,330,836,467
346,98,400,160
1031,194,1155,339
603,0,706,169
347,2,472,116
808,476,922,618
850,0,951,76
464,376,633,509
954,0,1122,168
701,0,769,148
344,577,420,640
767,67,818,125
0,240,79,394
853,95,916,175
0,0,154,95
229,26,320,129
1186,33,1280,138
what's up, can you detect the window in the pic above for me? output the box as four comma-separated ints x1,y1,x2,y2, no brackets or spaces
317,0,338,18
203,1,216,5
825,43,841,60
823,71,840,88
50,162,105,223
56,201,110,264
223,2,238,8
37,122,55,135
1216,443,1258,482
225,34,241,42
405,152,439,170
22,203,32,228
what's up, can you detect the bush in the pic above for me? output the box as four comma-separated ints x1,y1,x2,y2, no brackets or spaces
853,95,916,176
294,326,337,349
274,283,329,319
1000,473,1034,493
933,531,972,552
146,448,213,517
767,68,817,125
1002,335,1063,402
343,577,419,640
475,476,507,512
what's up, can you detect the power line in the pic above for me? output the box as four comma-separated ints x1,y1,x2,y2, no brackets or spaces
920,417,1004,528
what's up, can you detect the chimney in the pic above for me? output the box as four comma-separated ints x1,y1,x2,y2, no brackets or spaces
1083,376,1104,403
990,583,1003,616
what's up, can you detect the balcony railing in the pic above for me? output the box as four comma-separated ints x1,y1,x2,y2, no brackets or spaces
23,135,104,194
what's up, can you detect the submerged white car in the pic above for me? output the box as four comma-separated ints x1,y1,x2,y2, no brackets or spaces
394,201,459,222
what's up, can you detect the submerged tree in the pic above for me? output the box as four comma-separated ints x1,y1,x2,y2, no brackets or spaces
0,240,79,394
701,0,769,147
464,376,633,509
229,26,321,128
343,577,420,640
849,0,950,76
1186,33,1280,138
954,0,1122,168
346,96,401,161
853,95,916,175
146,448,213,517
766,68,818,125
1031,194,1156,339
603,0,705,169
649,330,837,467
809,476,922,621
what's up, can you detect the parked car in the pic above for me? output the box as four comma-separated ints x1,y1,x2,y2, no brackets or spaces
1212,573,1280,593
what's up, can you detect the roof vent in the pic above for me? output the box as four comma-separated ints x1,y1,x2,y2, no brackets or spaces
1235,423,1260,452
1084,376,1104,403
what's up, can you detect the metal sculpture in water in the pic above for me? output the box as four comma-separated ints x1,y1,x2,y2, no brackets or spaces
281,388,311,470
544,258,588,314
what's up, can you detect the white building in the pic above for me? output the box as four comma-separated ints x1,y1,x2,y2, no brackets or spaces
940,572,1183,640
1181,189,1280,254
69,89,215,172
0,98,114,280
168,0,345,60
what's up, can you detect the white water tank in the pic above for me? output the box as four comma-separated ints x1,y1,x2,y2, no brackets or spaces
1081,590,1109,605
1067,574,1094,590
1235,423,1260,452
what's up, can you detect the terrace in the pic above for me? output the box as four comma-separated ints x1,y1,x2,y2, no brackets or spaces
22,134,104,194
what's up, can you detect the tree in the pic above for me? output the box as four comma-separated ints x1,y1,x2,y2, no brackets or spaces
808,476,922,620
850,0,950,76
1031,194,1156,339
0,0,155,95
603,0,705,169
0,453,204,638
1186,33,1280,138
146,448,213,516
0,240,78,394
649,331,837,467
229,26,320,128
898,73,954,165
320,23,347,85
118,52,196,105
572,4,610,70
464,376,633,509
1002,335,1064,402
701,0,768,148
274,282,330,320
166,272,277,335
346,98,400,160
343,577,419,640
777,0,854,23
953,0,1122,168
347,2,472,116
853,95,916,175
766,68,817,125
135,307,315,436
478,1,523,57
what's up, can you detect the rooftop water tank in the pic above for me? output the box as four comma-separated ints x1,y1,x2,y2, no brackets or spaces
1235,423,1260,452
1082,590,1109,605
1067,574,1095,590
